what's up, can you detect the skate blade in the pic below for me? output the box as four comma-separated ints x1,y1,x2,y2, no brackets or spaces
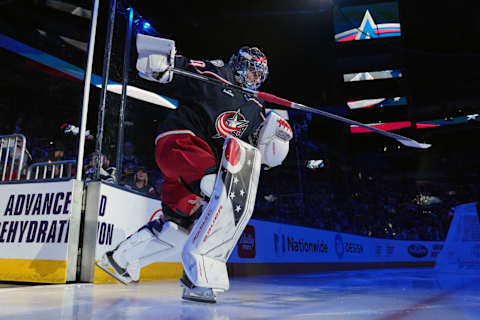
181,287,216,304
95,260,131,285
182,295,216,304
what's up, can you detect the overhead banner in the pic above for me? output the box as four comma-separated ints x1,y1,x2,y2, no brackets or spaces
334,2,401,43
0,180,81,283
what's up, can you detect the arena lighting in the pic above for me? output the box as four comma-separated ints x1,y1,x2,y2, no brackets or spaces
142,22,151,30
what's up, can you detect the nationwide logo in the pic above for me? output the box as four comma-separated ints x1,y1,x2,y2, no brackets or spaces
335,9,401,42
238,225,255,258
287,236,328,254
274,233,328,255
408,243,428,258
213,109,249,139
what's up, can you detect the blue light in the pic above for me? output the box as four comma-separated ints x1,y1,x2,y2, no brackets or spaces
142,22,151,30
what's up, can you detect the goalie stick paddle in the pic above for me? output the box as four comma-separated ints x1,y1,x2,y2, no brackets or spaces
171,67,431,149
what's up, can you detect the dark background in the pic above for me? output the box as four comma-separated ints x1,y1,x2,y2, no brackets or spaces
0,0,479,178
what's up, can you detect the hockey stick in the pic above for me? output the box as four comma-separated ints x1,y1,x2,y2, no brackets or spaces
171,67,431,149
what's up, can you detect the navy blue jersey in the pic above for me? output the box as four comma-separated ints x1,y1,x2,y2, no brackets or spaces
157,56,266,160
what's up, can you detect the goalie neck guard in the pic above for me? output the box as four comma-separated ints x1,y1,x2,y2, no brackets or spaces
229,46,268,90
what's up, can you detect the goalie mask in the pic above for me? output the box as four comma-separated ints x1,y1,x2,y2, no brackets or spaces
229,46,268,90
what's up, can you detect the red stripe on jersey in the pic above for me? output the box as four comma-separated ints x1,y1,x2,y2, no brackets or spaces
249,98,263,108
189,59,206,68
193,66,232,85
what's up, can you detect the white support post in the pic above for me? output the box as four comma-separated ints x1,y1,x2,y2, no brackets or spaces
76,0,99,181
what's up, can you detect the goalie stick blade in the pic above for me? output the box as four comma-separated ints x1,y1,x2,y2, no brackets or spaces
290,103,431,150
396,139,431,149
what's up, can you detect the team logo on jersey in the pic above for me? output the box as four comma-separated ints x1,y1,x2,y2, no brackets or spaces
213,109,249,139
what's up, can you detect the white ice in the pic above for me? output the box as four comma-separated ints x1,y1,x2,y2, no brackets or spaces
0,268,479,320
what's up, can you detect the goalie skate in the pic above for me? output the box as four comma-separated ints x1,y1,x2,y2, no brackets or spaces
181,286,216,303
96,251,133,285
96,220,189,285
180,272,217,303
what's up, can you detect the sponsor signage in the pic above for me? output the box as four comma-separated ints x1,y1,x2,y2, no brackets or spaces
89,183,181,282
230,219,441,264
0,180,77,282
408,244,429,258
238,225,255,258
93,184,165,256
431,244,443,258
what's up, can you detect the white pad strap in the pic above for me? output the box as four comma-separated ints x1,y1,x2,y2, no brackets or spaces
136,34,176,83
113,220,188,281
200,174,216,198
257,111,293,167
182,137,261,290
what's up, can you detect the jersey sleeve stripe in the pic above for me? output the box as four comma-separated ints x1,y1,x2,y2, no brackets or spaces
192,66,233,85
249,98,263,108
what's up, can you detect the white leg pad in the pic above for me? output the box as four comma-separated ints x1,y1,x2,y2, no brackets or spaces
182,137,261,290
112,220,188,281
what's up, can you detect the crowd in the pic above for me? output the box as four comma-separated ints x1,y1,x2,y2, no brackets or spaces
0,117,164,199
254,164,478,241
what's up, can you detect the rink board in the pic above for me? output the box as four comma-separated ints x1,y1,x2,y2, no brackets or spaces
80,182,182,283
0,179,447,283
435,202,480,272
0,180,83,283
228,219,443,276
81,181,444,282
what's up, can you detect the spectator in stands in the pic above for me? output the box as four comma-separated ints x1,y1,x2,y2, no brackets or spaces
84,152,116,183
121,141,139,183
0,136,30,180
149,176,164,199
47,140,65,161
125,166,151,194
42,140,66,178
29,136,49,162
